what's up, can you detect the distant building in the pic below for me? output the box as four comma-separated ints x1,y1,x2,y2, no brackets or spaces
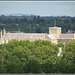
68,30,75,33
0,27,75,45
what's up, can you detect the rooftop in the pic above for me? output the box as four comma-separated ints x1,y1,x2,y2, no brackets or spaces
59,34,74,39
48,34,56,39
3,33,47,40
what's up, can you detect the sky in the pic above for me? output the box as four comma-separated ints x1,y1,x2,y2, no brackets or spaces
0,1,75,17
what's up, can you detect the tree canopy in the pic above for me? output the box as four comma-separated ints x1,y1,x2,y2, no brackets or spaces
0,39,75,73
0,15,75,33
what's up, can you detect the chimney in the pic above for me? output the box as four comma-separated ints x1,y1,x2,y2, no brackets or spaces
46,32,47,35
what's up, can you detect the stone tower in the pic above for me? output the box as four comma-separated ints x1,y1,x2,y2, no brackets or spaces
3,28,6,34
1,30,2,39
49,19,61,39
49,27,61,39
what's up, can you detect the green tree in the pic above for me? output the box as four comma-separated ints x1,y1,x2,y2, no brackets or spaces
63,40,75,64
24,59,42,73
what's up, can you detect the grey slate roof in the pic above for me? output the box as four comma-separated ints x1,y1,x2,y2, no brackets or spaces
59,34,74,39
3,33,47,40
3,33,74,40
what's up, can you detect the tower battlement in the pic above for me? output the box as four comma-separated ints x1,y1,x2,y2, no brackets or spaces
49,27,61,39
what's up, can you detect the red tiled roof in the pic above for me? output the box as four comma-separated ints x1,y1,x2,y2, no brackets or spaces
59,34,74,39
3,33,46,40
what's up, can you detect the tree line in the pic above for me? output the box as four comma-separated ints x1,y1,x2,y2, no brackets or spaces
0,39,75,73
0,16,75,33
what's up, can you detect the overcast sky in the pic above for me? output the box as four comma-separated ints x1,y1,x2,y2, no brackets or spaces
0,1,75,16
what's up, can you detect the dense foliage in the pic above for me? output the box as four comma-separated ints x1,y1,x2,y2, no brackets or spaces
0,15,75,33
0,39,75,73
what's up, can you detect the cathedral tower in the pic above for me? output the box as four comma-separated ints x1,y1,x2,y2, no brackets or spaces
49,20,61,39
49,27,61,39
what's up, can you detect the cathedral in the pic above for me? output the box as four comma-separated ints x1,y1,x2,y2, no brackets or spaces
0,26,75,45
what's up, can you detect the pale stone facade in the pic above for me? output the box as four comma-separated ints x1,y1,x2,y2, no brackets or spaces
0,27,75,45
49,27,61,39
